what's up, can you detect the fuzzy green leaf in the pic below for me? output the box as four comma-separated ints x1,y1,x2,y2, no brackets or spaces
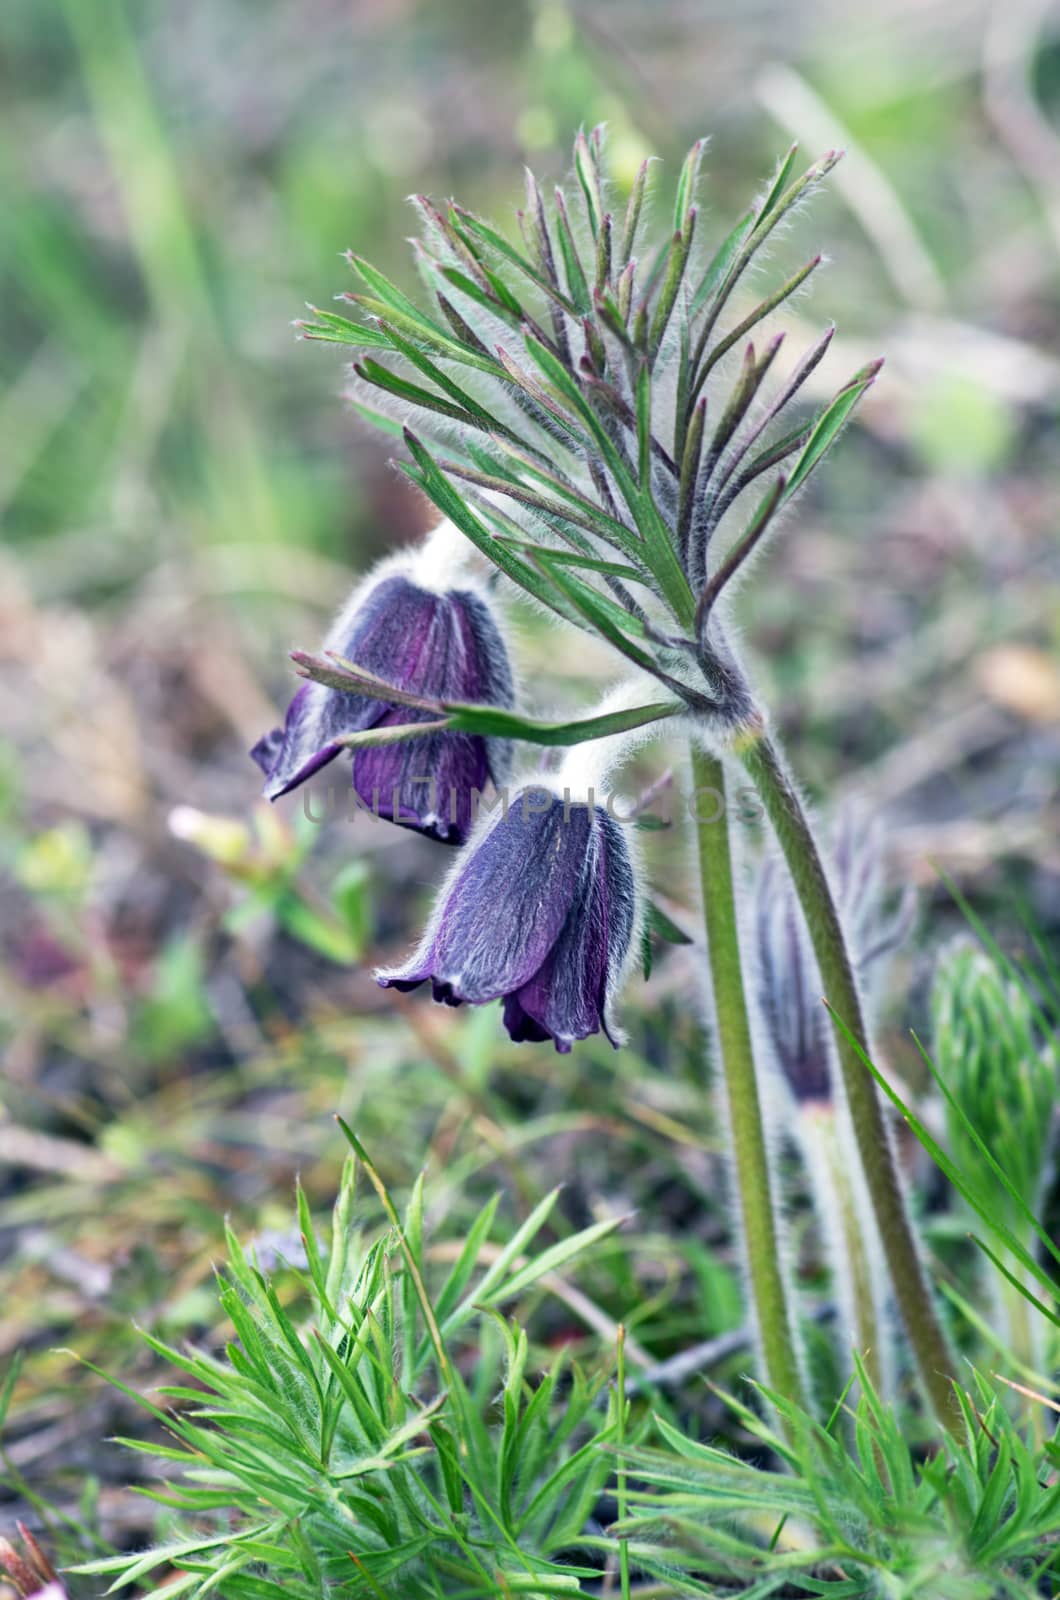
444,698,683,746
296,307,391,348
783,361,882,499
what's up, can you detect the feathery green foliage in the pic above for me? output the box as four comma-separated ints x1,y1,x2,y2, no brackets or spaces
933,942,1056,1225
617,1366,1060,1598
297,130,876,730
72,1145,629,1599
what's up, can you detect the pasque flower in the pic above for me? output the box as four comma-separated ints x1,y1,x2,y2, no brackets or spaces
377,784,639,1052
251,550,514,844
285,133,962,1424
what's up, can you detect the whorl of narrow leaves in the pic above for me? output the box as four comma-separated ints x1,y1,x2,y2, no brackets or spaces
932,941,1056,1220
296,131,880,730
615,1364,1060,1595
71,1150,629,1599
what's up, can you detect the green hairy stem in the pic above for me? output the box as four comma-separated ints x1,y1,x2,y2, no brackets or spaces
741,730,959,1428
690,744,805,1410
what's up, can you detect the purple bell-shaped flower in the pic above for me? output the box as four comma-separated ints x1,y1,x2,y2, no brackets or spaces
377,785,640,1052
251,557,514,844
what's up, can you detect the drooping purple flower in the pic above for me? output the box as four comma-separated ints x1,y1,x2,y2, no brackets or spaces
251,566,514,843
377,787,640,1052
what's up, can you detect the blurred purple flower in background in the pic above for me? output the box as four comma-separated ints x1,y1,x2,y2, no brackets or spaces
251,565,514,842
753,812,915,1104
378,787,640,1052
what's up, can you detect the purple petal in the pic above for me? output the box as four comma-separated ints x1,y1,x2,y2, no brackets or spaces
250,726,285,777
447,589,515,784
379,795,593,1002
597,808,638,1041
350,581,515,808
503,809,636,1051
254,575,515,816
352,711,490,844
255,682,383,800
502,992,555,1046
345,577,453,694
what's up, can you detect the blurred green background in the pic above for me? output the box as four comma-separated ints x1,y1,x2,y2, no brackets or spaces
1,0,1059,1566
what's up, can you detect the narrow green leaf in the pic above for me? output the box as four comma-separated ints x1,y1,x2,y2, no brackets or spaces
528,551,666,675
674,137,706,232
653,225,694,363
691,255,821,404
635,361,653,488
377,320,520,441
444,698,683,747
574,129,604,239
348,254,437,329
641,922,654,980
756,143,800,226
695,474,787,628
647,901,694,947
618,159,649,269
348,399,405,439
825,1003,1060,1304
676,392,705,563
432,1195,502,1328
0,1348,23,1430
491,537,645,583
455,209,579,316
334,1119,452,1384
553,187,591,314
713,418,812,520
441,452,643,558
480,260,524,318
937,865,1059,1041
355,357,481,431
444,1187,562,1333
398,431,580,619
485,439,642,551
693,149,841,344
351,291,501,376
519,334,694,622
290,650,437,710
713,323,836,501
970,1238,1060,1331
493,346,590,443
702,337,783,493
914,1027,1060,1280
439,265,522,331
296,307,391,348
783,361,882,500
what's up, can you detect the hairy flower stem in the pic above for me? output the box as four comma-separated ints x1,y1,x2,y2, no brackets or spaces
690,745,805,1410
739,731,959,1429
802,1104,883,1395
997,1265,1046,1447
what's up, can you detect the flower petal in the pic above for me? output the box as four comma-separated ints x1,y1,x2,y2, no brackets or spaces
504,809,636,1051
378,794,593,1002
254,682,383,800
352,711,490,844
448,588,516,784
342,576,453,694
